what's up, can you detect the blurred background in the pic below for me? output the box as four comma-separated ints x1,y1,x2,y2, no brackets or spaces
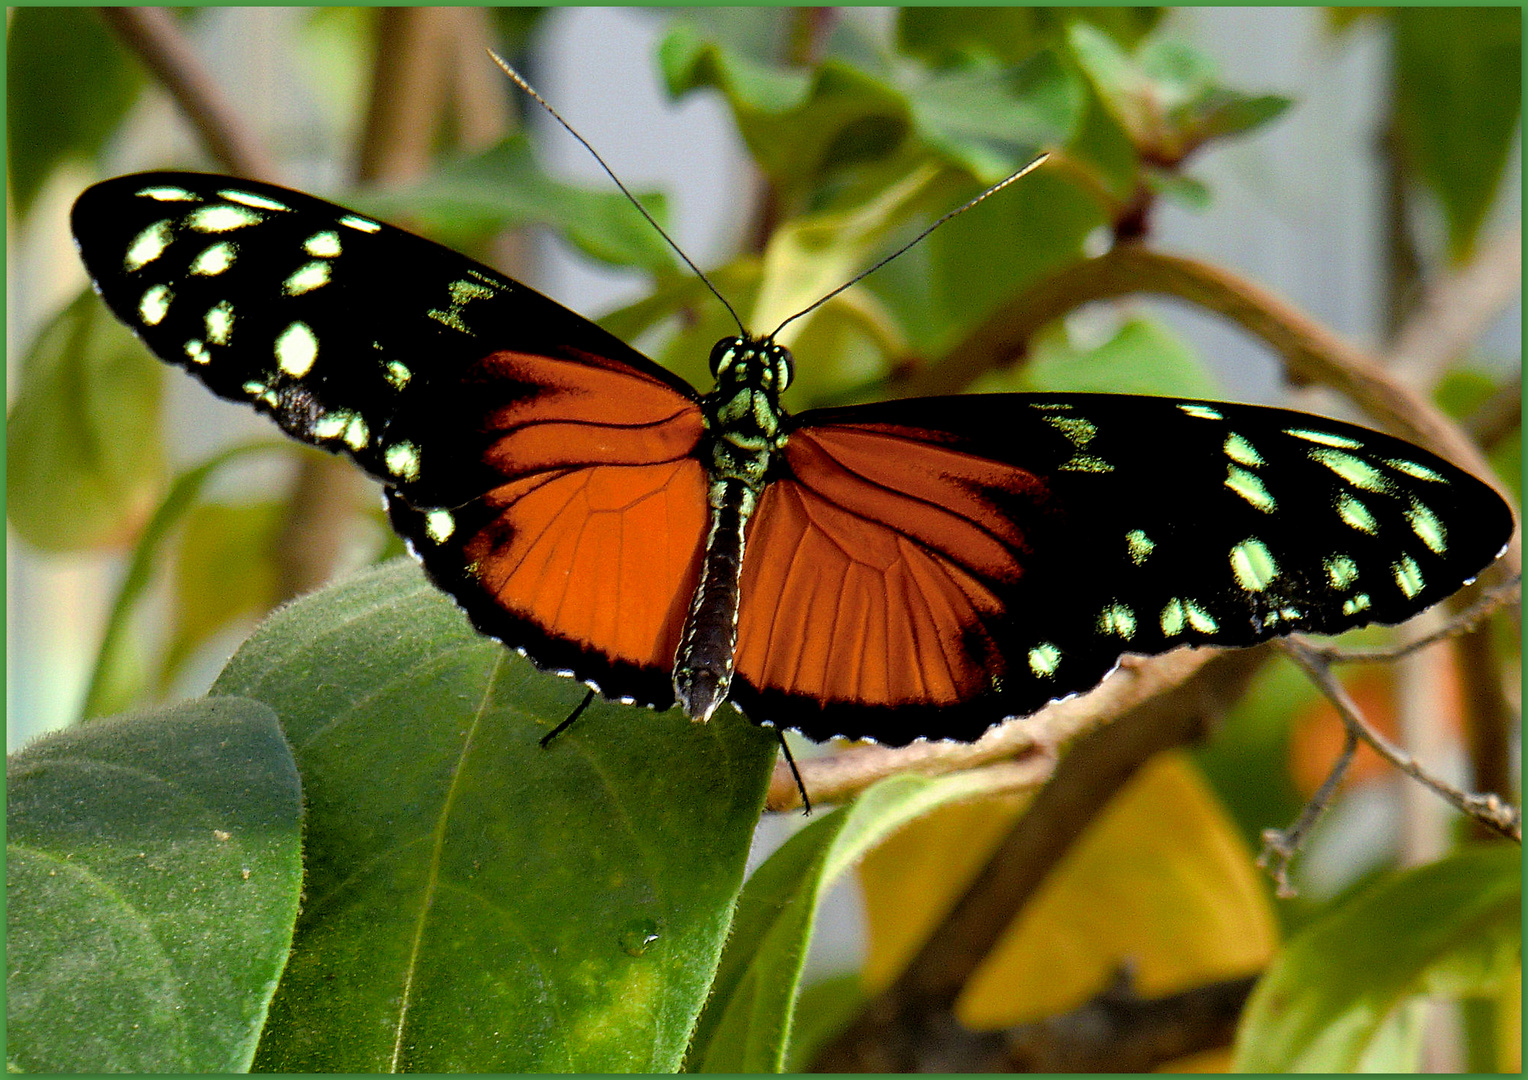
7,7,1520,1071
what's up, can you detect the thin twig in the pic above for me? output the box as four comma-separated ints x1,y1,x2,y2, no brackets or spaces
1283,640,1521,842
1258,725,1359,899
1296,576,1521,666
96,7,278,181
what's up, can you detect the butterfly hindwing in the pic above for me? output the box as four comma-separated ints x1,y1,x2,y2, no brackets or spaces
72,171,709,706
729,394,1512,744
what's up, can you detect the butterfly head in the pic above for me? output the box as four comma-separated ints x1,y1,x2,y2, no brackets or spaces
708,335,793,396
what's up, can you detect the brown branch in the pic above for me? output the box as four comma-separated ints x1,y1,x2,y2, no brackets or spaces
1283,640,1521,843
1385,223,1523,388
96,7,278,181
1465,373,1523,451
1455,625,1518,841
810,647,1269,1071
770,647,1226,811
356,8,456,185
1001,969,1258,1073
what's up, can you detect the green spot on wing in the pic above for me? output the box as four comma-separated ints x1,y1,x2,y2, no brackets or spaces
1230,538,1278,592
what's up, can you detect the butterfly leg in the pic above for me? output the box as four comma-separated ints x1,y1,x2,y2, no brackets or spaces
541,688,596,748
776,728,812,815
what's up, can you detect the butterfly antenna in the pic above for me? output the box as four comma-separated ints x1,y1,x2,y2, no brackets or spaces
489,51,748,336
769,152,1050,342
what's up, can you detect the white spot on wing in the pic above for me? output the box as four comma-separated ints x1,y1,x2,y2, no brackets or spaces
204,300,234,345
283,260,331,295
304,231,341,257
1286,427,1363,449
137,185,198,202
1230,538,1277,592
218,189,289,211
125,220,173,271
275,321,318,377
190,204,263,232
425,510,454,542
139,284,172,325
189,241,236,276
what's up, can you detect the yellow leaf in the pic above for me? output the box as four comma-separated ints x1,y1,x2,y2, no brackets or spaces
858,751,1278,1031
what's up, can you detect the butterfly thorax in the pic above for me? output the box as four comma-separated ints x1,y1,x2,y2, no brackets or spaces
698,335,794,491
675,335,795,723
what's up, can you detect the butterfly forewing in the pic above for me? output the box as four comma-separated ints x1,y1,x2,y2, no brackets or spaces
728,394,1514,744
72,172,708,706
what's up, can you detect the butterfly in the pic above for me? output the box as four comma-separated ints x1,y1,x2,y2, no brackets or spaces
71,171,1514,748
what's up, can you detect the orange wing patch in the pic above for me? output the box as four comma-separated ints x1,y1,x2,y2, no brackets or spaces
465,460,707,672
456,351,709,675
733,424,1046,710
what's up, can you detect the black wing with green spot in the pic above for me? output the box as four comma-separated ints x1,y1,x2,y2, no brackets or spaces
726,393,1514,745
69,170,700,515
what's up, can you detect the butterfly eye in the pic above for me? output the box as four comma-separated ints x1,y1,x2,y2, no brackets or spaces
709,337,741,378
770,346,794,392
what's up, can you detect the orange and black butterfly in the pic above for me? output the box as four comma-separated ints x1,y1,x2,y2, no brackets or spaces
71,172,1513,748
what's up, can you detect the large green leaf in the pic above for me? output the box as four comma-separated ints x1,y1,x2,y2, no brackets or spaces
6,697,303,1072
352,136,677,273
1393,8,1521,261
685,771,1007,1073
907,49,1086,181
1234,845,1522,1072
660,23,911,207
7,290,166,553
212,559,777,1072
7,8,144,220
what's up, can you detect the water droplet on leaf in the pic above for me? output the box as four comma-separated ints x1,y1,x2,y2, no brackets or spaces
619,918,661,956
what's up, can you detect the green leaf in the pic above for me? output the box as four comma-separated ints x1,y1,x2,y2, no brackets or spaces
685,770,1006,1073
897,165,1102,355
1066,21,1152,146
352,136,677,272
6,290,166,553
897,8,1162,68
980,315,1218,401
661,23,911,207
6,697,303,1073
7,8,144,220
1393,8,1521,261
212,559,777,1072
1144,166,1212,210
1068,23,1293,162
751,160,949,353
1233,845,1522,1072
1189,90,1293,144
908,49,1086,180
77,442,290,721
162,500,285,691
785,974,867,1071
